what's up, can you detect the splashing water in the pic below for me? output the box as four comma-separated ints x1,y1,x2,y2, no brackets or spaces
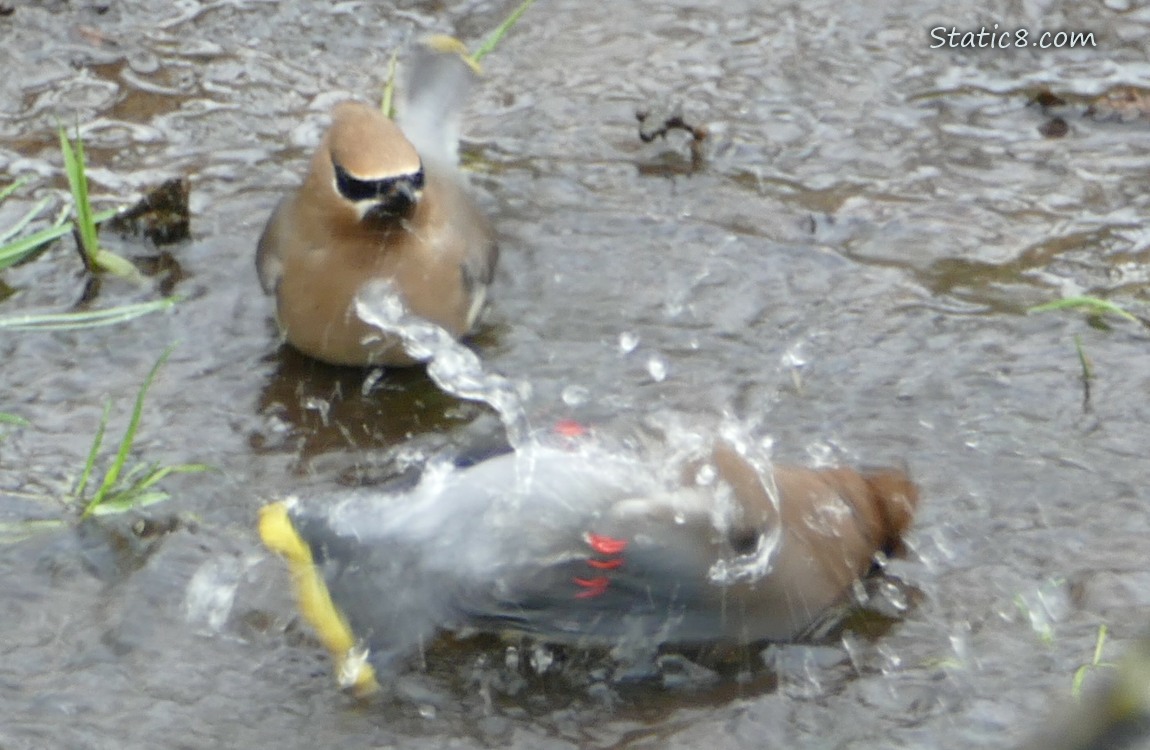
354,279,531,447
707,423,783,586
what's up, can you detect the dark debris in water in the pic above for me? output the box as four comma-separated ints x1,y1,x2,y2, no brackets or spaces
106,177,191,246
1038,116,1070,139
1029,88,1069,108
1085,86,1150,123
635,103,708,173
132,249,186,296
1026,85,1150,136
75,512,189,582
636,106,709,145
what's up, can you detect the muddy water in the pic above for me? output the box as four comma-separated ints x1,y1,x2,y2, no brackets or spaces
3,0,1150,747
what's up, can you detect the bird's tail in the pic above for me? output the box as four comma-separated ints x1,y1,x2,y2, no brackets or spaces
258,501,381,696
397,36,480,167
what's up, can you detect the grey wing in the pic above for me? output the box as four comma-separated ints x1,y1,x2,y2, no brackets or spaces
255,197,288,295
457,200,498,332
457,517,727,648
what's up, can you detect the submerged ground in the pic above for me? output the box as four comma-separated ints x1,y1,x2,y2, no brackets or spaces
2,0,1150,747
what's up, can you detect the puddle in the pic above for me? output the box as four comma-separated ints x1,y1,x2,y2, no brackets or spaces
3,0,1150,748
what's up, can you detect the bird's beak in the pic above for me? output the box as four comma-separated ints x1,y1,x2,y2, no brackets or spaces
362,178,420,222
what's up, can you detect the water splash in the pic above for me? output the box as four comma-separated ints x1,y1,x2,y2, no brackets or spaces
184,555,249,633
353,279,531,447
706,425,783,586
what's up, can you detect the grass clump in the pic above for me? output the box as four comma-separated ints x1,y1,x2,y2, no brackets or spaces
1029,295,1145,406
0,177,119,273
72,347,211,518
1,130,182,331
57,125,143,282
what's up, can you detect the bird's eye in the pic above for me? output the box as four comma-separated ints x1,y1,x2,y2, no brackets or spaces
334,163,382,202
409,166,425,191
333,162,423,205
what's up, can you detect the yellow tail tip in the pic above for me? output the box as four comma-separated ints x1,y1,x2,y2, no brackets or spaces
259,501,312,563
421,34,483,75
258,500,381,696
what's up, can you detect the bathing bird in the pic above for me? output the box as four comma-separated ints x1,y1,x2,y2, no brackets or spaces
256,41,497,366
260,429,918,695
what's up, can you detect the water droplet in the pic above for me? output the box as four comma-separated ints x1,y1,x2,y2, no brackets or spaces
646,354,668,382
561,384,590,406
360,367,384,396
806,441,834,465
618,331,640,354
782,342,808,369
302,397,330,426
529,644,554,674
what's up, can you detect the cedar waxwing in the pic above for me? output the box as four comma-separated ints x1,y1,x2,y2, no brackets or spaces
256,43,497,366
260,430,919,695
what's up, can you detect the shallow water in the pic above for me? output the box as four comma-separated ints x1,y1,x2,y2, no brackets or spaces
3,0,1150,747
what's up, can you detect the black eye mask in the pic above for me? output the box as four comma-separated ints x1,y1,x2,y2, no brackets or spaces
333,160,425,210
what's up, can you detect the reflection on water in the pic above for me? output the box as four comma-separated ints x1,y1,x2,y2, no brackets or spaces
254,344,486,477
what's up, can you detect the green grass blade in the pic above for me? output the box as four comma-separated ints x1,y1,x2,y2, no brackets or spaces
131,463,213,493
94,248,146,281
1073,334,1093,381
0,196,53,244
381,51,399,119
0,518,66,544
0,177,28,202
0,296,180,331
0,198,116,272
58,127,140,281
74,399,111,498
1072,625,1113,699
90,490,171,516
1092,625,1109,666
472,0,536,62
59,125,99,264
82,347,173,517
0,220,70,271
1029,296,1138,322
120,461,155,485
0,412,30,427
1071,664,1089,699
